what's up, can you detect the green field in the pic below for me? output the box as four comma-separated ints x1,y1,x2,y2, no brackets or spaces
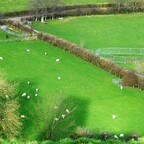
32,13,144,71
0,38,144,140
32,13,144,50
0,0,109,13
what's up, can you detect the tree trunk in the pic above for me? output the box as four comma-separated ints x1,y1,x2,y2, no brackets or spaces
41,16,44,23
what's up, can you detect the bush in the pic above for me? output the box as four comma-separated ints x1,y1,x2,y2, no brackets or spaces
98,131,112,141
0,70,21,139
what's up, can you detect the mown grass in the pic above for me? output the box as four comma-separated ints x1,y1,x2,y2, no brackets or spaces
32,13,144,71
0,0,109,13
0,39,144,140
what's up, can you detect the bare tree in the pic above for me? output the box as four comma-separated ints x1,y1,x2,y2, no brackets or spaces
29,0,63,22
34,93,77,140
111,0,144,12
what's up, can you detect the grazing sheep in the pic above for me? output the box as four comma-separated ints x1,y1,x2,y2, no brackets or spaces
27,81,30,85
120,85,123,90
54,118,59,121
27,96,30,99
119,134,124,137
35,94,38,96
36,88,39,92
114,135,118,139
0,57,3,60
21,115,25,118
27,49,30,52
22,93,27,97
56,58,60,62
66,109,70,113
45,52,47,55
112,115,117,119
62,114,65,119
58,77,61,80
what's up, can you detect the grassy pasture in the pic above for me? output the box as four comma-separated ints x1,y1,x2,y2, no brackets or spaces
32,13,144,71
0,0,109,13
0,29,14,39
0,39,144,140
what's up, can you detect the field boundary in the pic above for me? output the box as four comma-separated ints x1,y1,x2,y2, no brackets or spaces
0,19,144,89
1,2,144,20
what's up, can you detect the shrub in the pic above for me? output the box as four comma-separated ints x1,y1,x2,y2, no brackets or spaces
75,127,96,139
0,70,21,139
98,131,112,141
126,132,139,142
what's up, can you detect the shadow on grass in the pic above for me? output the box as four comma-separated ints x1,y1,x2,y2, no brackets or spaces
35,95,90,141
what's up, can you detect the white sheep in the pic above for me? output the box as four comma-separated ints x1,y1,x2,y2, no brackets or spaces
62,114,65,119
54,118,59,121
22,93,27,97
66,109,70,113
35,94,38,96
112,115,117,119
45,52,47,55
58,76,61,80
21,115,26,118
114,135,118,139
119,134,124,137
27,81,30,85
36,88,39,92
0,57,3,60
27,49,30,52
120,85,123,90
56,58,60,62
27,96,30,99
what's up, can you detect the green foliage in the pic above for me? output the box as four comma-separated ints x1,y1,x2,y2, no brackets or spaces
0,70,21,139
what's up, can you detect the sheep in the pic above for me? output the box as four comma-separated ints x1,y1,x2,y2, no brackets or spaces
22,93,27,97
114,135,118,139
58,76,61,80
21,115,26,118
27,96,30,99
35,94,38,96
56,58,60,62
27,49,30,52
62,114,65,119
45,52,47,55
0,57,3,60
119,134,124,137
66,109,70,113
112,115,117,119
54,118,59,121
36,88,39,92
27,81,30,85
120,85,123,90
